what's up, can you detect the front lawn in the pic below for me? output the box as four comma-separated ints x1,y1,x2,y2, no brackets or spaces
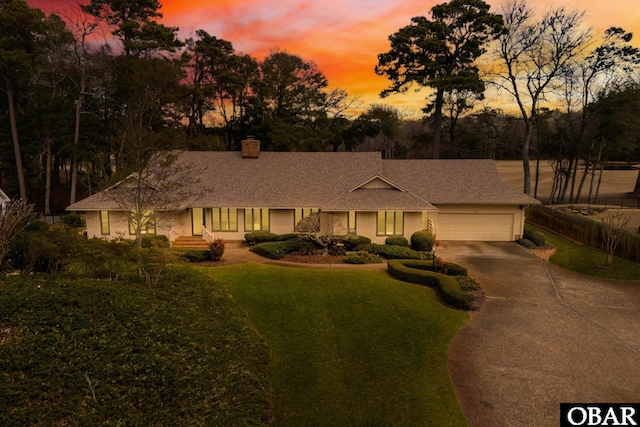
210,264,469,426
0,266,272,426
527,224,640,280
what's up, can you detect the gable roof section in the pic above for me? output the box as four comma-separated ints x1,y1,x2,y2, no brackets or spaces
68,151,539,211
350,175,406,192
324,188,436,211
382,159,539,205
0,188,9,202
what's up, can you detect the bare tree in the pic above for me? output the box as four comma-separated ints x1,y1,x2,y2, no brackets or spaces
559,28,640,203
0,199,35,268
103,148,198,248
57,1,100,205
601,212,631,267
492,0,590,194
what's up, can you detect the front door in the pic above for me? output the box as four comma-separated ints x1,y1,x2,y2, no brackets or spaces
192,208,203,236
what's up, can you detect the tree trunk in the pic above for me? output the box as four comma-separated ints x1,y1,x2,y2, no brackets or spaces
44,138,52,215
432,88,444,159
594,162,605,201
575,138,597,203
522,117,533,194
70,77,85,205
634,169,640,195
588,138,604,204
559,156,574,204
534,151,540,199
6,78,27,201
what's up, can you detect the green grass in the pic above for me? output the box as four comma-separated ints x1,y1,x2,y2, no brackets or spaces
0,266,272,426
210,264,469,427
528,224,640,280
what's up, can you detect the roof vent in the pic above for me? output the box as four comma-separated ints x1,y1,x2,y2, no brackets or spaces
241,137,260,158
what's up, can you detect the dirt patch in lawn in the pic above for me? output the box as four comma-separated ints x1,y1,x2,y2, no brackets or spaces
0,324,25,345
529,245,557,261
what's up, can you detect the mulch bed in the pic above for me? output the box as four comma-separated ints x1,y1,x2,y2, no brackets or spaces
282,254,347,264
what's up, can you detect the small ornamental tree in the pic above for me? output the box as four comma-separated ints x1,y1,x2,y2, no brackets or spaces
601,212,631,267
295,212,335,256
209,239,225,261
0,199,35,268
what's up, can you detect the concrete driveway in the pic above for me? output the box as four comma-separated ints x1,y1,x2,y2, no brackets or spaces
438,242,640,427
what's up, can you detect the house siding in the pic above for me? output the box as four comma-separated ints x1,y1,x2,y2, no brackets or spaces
83,205,524,244
270,209,292,234
404,212,423,239
355,211,379,243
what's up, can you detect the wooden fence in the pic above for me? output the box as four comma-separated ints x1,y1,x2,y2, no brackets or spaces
525,205,640,263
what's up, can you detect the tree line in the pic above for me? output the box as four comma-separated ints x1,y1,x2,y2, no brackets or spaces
1,0,640,216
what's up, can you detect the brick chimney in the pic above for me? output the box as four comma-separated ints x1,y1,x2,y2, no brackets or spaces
241,137,260,158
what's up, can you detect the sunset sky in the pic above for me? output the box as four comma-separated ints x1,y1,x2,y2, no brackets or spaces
30,0,640,114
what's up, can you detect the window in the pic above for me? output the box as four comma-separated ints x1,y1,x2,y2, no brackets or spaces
245,208,269,231
100,211,110,235
294,208,318,227
348,210,356,234
212,208,238,231
377,210,403,236
129,210,156,235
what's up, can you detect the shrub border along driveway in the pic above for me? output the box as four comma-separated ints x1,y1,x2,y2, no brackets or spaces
439,241,640,427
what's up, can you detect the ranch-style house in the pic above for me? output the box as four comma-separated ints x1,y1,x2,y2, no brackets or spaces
67,139,540,246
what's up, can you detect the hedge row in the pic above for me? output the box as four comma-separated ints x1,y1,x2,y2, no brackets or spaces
244,232,299,245
173,249,211,263
523,225,546,246
249,240,315,260
402,260,468,276
385,236,409,247
356,244,427,260
516,238,536,249
245,232,375,249
388,260,473,310
344,251,383,264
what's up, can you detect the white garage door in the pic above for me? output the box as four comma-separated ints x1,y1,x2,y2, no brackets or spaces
437,213,514,241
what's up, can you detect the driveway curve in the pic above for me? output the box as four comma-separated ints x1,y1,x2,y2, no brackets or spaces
440,242,640,427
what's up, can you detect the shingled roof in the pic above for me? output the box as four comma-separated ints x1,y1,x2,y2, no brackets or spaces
67,151,539,211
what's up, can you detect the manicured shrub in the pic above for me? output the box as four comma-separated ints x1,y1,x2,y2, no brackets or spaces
244,232,280,245
141,235,169,249
456,275,481,291
516,238,536,249
250,240,315,260
523,225,546,246
399,259,467,276
388,260,473,310
344,251,383,264
209,239,225,261
178,249,211,263
244,232,299,245
61,213,85,228
385,236,409,247
411,230,436,252
329,243,346,256
341,235,372,251
439,261,467,276
356,244,424,260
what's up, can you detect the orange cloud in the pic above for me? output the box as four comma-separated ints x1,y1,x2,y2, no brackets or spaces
28,0,640,115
